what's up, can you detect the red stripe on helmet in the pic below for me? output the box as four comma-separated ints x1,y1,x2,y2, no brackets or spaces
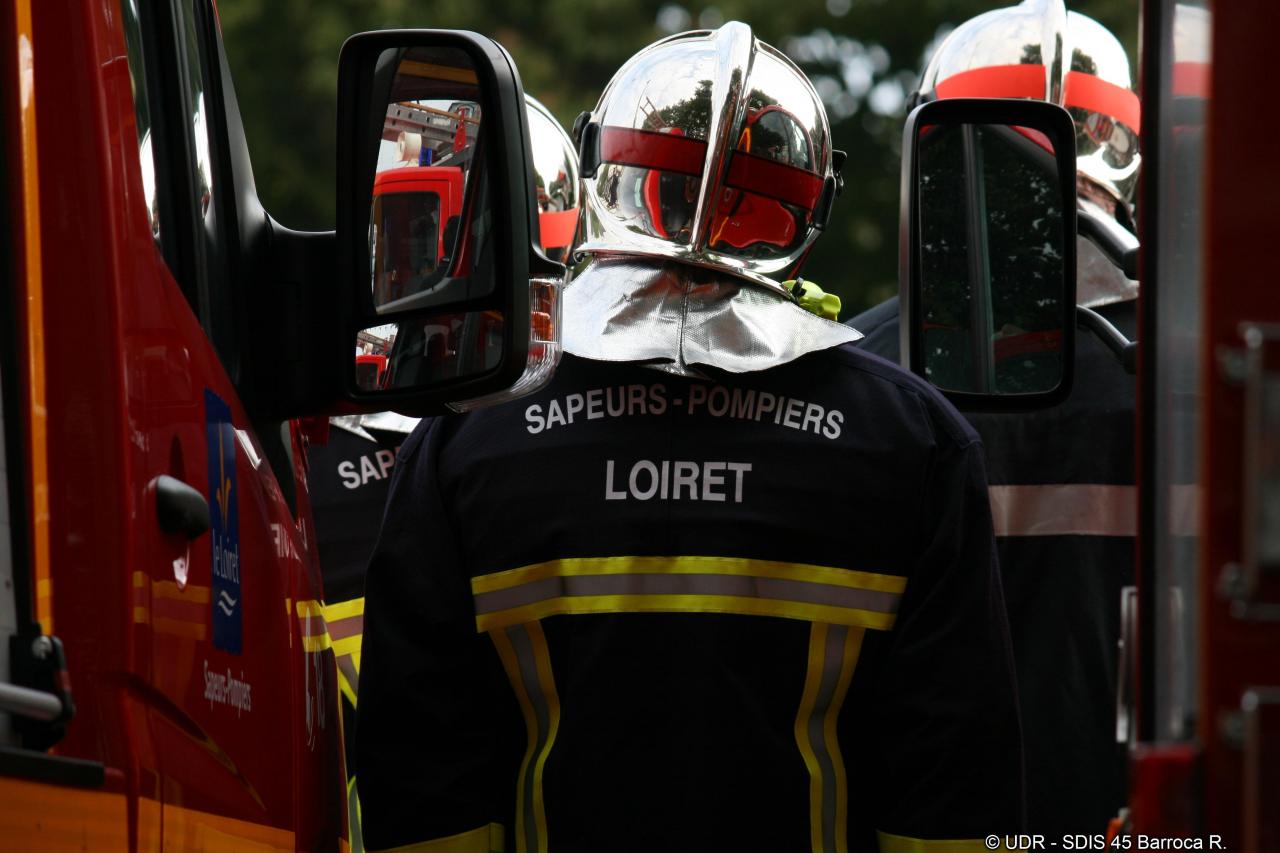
538,208,579,251
600,126,706,176
1011,126,1056,154
1172,61,1209,98
934,63,1048,100
1064,70,1141,134
725,151,824,212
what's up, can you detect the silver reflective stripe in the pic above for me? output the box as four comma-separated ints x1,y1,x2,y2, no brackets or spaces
988,484,1137,537
507,624,552,853
474,573,901,620
1166,483,1199,538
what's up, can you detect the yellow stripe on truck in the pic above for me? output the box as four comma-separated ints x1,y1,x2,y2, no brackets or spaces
0,777,128,851
163,802,295,850
13,0,51,633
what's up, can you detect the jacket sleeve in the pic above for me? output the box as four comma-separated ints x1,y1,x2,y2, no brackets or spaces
356,420,517,853
869,437,1026,847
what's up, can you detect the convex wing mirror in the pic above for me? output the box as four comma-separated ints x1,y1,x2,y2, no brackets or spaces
337,31,564,416
899,98,1078,411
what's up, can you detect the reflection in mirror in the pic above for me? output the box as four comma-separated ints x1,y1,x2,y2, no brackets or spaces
357,312,504,391
354,353,388,391
370,47,492,314
917,123,1066,396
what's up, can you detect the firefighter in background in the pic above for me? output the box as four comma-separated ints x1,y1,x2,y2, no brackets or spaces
846,0,1140,836
357,22,1023,852
307,93,582,852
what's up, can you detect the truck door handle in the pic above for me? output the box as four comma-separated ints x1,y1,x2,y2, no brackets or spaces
154,475,211,539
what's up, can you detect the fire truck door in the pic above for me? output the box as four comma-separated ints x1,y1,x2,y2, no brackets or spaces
1196,1,1280,847
118,0,320,846
1139,1,1280,847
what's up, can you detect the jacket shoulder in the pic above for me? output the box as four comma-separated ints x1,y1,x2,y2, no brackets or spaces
810,343,980,450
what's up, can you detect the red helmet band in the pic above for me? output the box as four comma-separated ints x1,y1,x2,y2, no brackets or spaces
934,63,1048,100
601,126,823,212
600,127,704,175
1063,70,1141,134
539,209,579,251
725,151,823,212
934,63,1140,136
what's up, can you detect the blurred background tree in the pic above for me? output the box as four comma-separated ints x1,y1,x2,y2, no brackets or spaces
218,0,1137,315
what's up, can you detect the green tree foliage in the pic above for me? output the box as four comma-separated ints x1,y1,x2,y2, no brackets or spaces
218,0,1137,314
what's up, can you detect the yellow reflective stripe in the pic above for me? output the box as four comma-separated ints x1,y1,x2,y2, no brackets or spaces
527,623,559,852
492,624,558,853
475,594,896,634
472,556,906,596
336,654,360,708
877,831,990,852
296,599,325,619
333,635,363,657
369,823,504,852
296,599,331,652
829,627,862,851
346,775,363,853
302,633,332,653
491,631,536,852
324,597,366,621
795,624,865,853
795,624,827,849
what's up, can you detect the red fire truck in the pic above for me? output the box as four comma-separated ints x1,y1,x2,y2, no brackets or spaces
0,2,554,849
370,166,465,307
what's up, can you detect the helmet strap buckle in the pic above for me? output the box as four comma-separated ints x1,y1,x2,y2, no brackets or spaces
577,120,602,179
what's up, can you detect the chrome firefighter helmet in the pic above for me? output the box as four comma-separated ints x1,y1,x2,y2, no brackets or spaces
525,94,581,263
574,21,841,294
917,0,1140,206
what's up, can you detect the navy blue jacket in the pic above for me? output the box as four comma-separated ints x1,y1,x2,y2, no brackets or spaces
357,348,1024,852
847,297,1136,838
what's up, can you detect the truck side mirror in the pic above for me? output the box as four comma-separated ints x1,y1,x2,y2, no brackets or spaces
899,98,1078,410
337,31,564,416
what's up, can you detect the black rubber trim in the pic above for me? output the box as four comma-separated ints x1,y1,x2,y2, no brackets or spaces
1135,0,1167,746
0,746,106,789
0,2,36,637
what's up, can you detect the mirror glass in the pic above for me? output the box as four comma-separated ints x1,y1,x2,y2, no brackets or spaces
358,312,505,391
916,123,1067,395
368,47,492,315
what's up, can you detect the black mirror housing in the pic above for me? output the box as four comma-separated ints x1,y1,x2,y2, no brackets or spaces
336,30,558,416
899,97,1079,412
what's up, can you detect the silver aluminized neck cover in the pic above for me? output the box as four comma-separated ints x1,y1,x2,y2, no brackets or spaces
563,258,860,377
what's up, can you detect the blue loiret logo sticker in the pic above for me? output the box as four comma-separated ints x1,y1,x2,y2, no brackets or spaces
205,390,242,654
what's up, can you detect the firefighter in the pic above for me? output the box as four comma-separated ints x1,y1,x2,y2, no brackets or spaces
357,22,1023,852
845,0,1140,837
